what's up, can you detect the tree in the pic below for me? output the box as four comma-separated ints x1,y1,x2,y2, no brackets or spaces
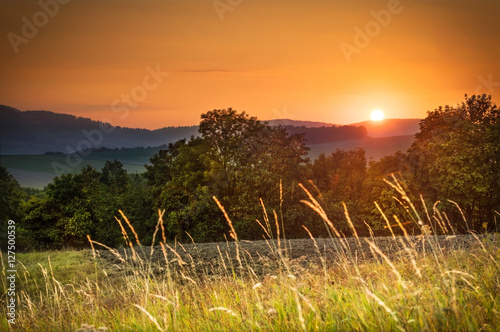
100,159,129,193
363,152,414,234
118,173,156,245
0,166,24,221
307,148,368,235
407,94,500,231
146,108,310,241
0,167,25,247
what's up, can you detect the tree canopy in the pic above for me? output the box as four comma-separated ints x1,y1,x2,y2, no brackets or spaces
145,108,310,241
407,94,500,230
9,96,500,250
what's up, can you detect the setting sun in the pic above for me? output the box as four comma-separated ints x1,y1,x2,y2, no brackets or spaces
370,109,385,121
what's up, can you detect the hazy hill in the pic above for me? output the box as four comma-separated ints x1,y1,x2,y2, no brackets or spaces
1,106,422,188
307,135,415,161
0,105,199,155
351,118,421,138
1,135,416,189
270,118,421,138
267,119,335,128
1,106,371,155
283,125,367,144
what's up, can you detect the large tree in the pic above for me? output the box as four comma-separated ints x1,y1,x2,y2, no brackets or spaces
146,108,310,241
407,94,500,231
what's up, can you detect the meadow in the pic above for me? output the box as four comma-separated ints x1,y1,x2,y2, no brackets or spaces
0,148,162,189
1,186,498,331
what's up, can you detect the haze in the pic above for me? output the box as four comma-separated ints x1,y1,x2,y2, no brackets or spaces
1,0,499,129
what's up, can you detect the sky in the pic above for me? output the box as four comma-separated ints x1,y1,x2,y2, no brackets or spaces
1,0,499,129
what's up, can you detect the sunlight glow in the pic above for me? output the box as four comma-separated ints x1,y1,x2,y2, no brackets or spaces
370,109,385,121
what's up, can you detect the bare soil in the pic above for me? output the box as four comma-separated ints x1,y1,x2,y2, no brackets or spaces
96,234,496,280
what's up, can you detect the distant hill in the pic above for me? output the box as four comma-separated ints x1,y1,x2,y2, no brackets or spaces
308,135,415,161
270,118,421,138
0,105,199,155
351,118,421,138
283,125,367,144
1,106,371,155
1,106,422,187
267,119,335,128
2,136,416,189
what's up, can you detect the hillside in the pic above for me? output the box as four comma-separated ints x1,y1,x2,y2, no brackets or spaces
351,118,421,138
0,105,199,155
1,106,421,188
0,106,370,155
1,136,416,189
271,118,421,139
308,135,415,161
267,119,335,127
0,147,161,188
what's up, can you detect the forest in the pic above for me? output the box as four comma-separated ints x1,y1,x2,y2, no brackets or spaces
1,95,499,250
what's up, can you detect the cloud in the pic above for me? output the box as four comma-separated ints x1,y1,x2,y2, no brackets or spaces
177,68,280,75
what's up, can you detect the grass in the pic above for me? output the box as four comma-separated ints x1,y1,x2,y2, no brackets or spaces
1,179,499,331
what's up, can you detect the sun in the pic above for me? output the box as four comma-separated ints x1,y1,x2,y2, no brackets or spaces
370,109,385,121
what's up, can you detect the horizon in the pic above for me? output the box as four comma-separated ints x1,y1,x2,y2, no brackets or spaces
2,104,423,131
1,0,499,130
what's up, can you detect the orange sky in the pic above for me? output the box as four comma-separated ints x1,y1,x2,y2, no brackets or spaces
1,0,499,129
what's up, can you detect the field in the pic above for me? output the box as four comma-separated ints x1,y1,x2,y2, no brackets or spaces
0,147,162,189
307,135,414,160
0,135,414,189
2,229,498,331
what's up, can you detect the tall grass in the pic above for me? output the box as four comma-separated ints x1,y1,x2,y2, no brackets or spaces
1,178,499,331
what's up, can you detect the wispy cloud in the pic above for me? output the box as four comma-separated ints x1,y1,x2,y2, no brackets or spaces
177,68,279,75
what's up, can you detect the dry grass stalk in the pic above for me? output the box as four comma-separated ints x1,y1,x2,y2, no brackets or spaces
343,202,361,249
375,201,396,240
133,304,165,331
158,209,167,243
363,238,402,284
164,243,188,267
87,236,125,263
273,210,281,252
259,198,273,239
213,196,243,270
298,183,348,252
119,209,142,246
114,216,133,261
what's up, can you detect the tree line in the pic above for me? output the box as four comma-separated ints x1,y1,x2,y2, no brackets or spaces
1,95,498,250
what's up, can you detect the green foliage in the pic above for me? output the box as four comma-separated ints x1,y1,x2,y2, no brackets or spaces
145,108,310,242
0,166,25,221
363,152,412,233
407,94,500,231
20,162,156,250
11,96,500,250
0,166,25,248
